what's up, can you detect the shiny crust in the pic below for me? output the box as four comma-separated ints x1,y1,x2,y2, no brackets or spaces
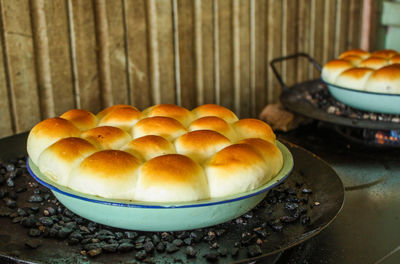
28,104,282,202
60,109,97,131
321,59,353,83
192,104,239,123
323,49,400,94
81,126,131,150
340,55,362,66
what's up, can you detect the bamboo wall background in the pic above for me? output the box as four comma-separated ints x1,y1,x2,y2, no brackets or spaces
0,0,377,139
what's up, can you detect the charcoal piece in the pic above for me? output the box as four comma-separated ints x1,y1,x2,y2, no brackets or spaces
243,212,253,219
136,250,147,260
58,227,73,238
45,207,56,216
124,231,138,239
203,251,218,262
25,239,42,249
63,209,75,218
215,229,226,236
241,232,254,245
143,241,154,253
152,234,160,244
39,217,53,226
118,238,132,244
156,242,165,253
17,208,28,217
176,231,188,239
0,188,8,198
301,197,309,204
254,228,268,238
4,198,16,208
69,231,83,241
28,228,41,237
268,220,283,232
88,248,102,257
135,235,146,243
166,242,179,253
50,215,59,222
0,207,13,217
43,193,50,200
301,215,311,225
183,237,193,246
135,242,144,250
302,188,313,194
161,232,174,242
210,242,219,249
84,243,105,251
172,239,183,247
6,163,15,172
30,206,39,213
285,202,299,213
185,246,197,258
118,242,134,252
280,215,299,224
300,207,308,214
102,243,118,253
190,231,203,242
247,245,262,257
231,247,239,257
115,232,123,240
12,216,23,223
6,178,14,187
204,231,216,241
218,247,228,256
79,226,90,234
33,189,41,194
28,195,43,203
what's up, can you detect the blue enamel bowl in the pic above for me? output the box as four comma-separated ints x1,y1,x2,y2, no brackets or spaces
27,141,293,231
322,79,400,114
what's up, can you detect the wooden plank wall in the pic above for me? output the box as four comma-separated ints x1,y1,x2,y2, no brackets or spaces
0,0,376,139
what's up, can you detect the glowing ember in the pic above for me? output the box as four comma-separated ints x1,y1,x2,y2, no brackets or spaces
375,130,400,145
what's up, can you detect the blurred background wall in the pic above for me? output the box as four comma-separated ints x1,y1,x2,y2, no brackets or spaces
0,0,379,139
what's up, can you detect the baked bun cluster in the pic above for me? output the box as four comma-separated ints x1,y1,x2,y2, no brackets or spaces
27,104,283,202
322,49,400,94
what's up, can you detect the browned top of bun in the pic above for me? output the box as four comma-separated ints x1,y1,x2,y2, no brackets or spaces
338,67,373,79
145,104,193,125
79,150,140,178
368,64,400,80
46,137,97,161
341,55,363,65
30,117,80,138
176,130,230,149
339,49,370,59
390,55,400,64
239,138,280,159
81,126,130,149
371,49,398,59
192,104,238,123
233,118,275,143
133,116,187,140
208,144,264,168
358,56,388,69
60,109,97,131
140,154,202,186
323,59,353,70
96,104,138,120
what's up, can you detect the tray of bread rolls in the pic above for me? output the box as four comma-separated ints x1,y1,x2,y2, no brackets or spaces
26,104,293,231
321,49,400,114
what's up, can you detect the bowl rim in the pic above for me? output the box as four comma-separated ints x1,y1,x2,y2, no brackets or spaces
27,141,294,209
321,78,400,97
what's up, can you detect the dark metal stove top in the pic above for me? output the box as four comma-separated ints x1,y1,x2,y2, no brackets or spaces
278,123,400,264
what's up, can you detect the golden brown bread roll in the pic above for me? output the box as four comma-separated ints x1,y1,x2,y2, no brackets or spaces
60,109,97,131
28,104,284,202
122,135,176,161
364,64,400,93
98,107,143,132
205,144,268,198
323,49,400,94
132,116,187,141
338,49,370,59
68,150,140,199
135,154,209,202
175,130,231,163
321,59,354,83
192,104,239,124
144,104,195,127
341,55,363,66
233,118,276,143
81,126,131,150
38,137,97,185
335,68,374,90
27,117,81,164
188,116,237,142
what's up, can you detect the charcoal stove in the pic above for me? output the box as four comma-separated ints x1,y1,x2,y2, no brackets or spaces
270,53,400,148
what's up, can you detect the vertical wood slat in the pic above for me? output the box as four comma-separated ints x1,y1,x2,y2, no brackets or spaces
254,0,267,115
348,0,363,50
69,0,101,113
176,0,195,109
0,0,13,137
297,0,311,83
200,0,214,105
105,0,129,106
267,0,282,104
282,0,298,89
309,0,325,79
44,0,75,115
334,0,350,57
217,0,233,110
124,0,151,109
1,0,41,132
31,0,55,119
238,0,251,118
322,0,337,64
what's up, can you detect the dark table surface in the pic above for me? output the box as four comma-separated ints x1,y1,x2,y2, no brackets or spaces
1,123,399,264
278,122,400,264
